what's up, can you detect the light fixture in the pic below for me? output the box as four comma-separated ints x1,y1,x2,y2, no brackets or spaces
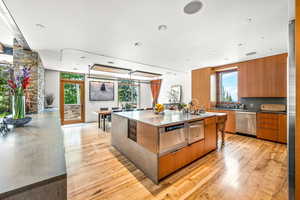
108,61,114,64
238,43,243,47
247,18,252,23
134,42,142,47
35,23,46,29
131,70,162,78
80,56,86,59
91,64,131,74
158,25,168,31
261,36,265,39
184,1,203,15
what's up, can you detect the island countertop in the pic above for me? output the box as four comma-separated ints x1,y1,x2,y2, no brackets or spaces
0,111,66,198
113,110,219,127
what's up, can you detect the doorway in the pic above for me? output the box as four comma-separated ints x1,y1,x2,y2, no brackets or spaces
60,80,85,125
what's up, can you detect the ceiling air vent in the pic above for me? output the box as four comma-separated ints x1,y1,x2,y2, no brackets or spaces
246,52,257,56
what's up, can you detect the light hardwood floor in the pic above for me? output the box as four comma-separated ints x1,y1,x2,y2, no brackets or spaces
63,123,288,200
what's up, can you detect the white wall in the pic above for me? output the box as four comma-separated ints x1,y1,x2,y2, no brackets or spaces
44,69,60,108
85,77,119,122
158,72,190,104
140,83,153,108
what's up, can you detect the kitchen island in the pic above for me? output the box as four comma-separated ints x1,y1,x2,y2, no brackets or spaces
0,111,67,200
111,110,222,184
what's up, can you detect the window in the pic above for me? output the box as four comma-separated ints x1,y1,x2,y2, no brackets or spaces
118,80,140,108
217,70,238,103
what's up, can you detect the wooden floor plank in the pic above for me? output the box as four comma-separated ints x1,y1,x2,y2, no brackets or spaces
63,123,287,200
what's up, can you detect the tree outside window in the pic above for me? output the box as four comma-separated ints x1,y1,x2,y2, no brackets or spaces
118,80,139,108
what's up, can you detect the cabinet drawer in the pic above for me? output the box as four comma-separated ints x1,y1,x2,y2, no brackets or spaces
189,140,204,162
257,128,278,142
257,118,278,129
257,113,279,120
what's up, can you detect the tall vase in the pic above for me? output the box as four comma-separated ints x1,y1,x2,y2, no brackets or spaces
12,95,25,119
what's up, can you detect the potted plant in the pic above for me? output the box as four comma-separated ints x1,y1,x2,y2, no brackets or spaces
45,94,55,108
6,67,32,127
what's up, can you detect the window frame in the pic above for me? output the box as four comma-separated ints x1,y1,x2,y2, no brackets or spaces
216,69,238,104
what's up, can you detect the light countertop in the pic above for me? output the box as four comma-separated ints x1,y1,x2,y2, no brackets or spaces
114,110,223,127
0,111,66,198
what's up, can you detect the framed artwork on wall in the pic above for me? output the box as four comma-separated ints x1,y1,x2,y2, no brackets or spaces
89,81,114,101
169,85,182,103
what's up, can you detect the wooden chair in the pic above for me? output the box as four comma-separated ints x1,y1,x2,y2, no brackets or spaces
217,115,227,145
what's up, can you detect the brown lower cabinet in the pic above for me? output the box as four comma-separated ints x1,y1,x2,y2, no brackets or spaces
257,113,287,143
159,117,217,179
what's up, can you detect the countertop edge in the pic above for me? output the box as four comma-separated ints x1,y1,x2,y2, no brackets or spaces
0,173,67,198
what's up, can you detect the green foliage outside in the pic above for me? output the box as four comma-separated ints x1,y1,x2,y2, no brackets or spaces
0,66,11,117
64,83,79,104
118,80,138,106
61,72,84,80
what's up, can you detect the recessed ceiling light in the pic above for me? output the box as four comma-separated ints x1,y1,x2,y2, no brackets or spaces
35,23,46,29
270,48,273,51
134,42,142,47
158,25,168,31
261,36,265,39
108,61,114,64
80,56,86,59
247,18,253,23
238,43,243,47
184,1,203,15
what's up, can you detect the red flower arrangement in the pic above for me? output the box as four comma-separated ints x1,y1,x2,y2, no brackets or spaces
7,67,31,94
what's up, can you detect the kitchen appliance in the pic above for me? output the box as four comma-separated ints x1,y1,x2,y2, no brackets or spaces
260,104,286,112
159,123,187,155
288,19,295,199
236,112,257,136
188,120,204,144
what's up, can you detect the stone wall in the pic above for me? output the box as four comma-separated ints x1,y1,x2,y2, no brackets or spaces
13,40,45,113
64,104,81,121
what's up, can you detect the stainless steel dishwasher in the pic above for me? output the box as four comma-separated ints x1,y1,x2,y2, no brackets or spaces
159,123,188,156
236,112,257,136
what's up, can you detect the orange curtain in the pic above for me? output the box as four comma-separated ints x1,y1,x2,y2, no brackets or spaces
150,79,162,106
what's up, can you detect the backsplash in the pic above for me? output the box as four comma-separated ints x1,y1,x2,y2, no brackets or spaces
240,97,287,111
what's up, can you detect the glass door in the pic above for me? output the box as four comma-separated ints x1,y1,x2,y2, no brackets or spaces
60,80,85,125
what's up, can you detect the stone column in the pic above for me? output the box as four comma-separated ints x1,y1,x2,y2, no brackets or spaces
13,40,45,113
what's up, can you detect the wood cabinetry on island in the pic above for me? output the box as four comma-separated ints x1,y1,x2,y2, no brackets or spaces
111,110,221,183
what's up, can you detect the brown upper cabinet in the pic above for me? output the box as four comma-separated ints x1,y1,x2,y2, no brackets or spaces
238,53,287,98
192,67,212,109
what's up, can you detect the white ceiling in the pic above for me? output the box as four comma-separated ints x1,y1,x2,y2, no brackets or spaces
0,12,13,46
3,0,288,73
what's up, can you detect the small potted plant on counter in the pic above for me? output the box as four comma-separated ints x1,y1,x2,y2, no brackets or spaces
6,67,32,127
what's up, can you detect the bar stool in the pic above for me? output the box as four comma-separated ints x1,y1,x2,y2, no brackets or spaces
217,115,227,145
